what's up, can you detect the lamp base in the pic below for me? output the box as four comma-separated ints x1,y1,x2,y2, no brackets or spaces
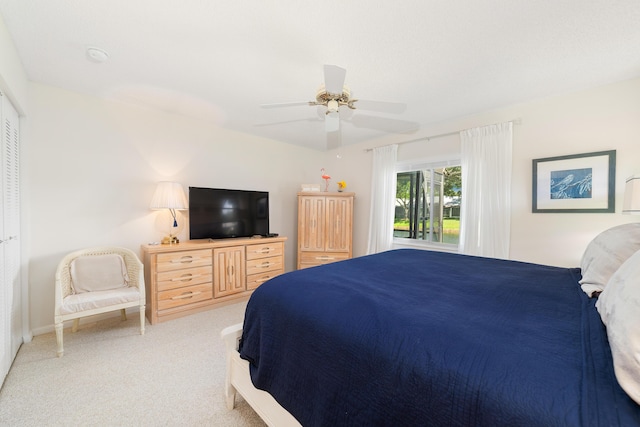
161,235,180,245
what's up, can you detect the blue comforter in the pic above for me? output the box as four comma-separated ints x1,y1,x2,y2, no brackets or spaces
239,249,640,426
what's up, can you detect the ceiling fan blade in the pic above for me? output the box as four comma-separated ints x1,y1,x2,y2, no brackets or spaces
324,65,347,94
352,99,407,114
350,114,420,133
326,129,342,150
325,112,340,133
260,101,311,109
254,117,321,127
338,105,355,120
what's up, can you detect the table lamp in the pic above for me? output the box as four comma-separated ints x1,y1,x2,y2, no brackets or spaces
622,175,640,214
150,181,188,244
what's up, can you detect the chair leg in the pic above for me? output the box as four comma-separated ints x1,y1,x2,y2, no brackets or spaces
140,306,146,335
72,318,80,333
55,322,64,357
120,308,127,321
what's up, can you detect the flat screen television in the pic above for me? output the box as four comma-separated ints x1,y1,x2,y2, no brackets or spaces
189,187,269,240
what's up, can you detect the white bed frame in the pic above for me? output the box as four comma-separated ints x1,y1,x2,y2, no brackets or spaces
221,323,301,427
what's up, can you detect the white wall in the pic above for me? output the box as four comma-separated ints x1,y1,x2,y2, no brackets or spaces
0,14,28,113
26,83,319,333
324,77,640,268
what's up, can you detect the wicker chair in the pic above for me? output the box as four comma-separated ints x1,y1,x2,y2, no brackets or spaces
54,247,146,357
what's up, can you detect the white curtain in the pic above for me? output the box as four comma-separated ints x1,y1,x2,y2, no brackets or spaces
367,144,398,254
459,122,513,258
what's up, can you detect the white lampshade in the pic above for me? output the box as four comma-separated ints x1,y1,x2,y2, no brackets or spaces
622,175,640,214
150,182,188,210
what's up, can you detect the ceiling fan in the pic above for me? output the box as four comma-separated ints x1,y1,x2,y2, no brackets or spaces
260,65,417,146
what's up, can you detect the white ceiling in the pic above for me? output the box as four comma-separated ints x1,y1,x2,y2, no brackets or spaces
2,1,640,151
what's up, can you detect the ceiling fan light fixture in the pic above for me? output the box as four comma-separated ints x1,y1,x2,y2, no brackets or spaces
327,99,340,114
315,84,351,105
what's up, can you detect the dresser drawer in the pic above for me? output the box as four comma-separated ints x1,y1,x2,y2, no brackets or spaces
156,249,212,272
299,251,350,269
247,269,284,290
246,242,284,260
156,265,212,292
246,255,283,275
157,283,213,311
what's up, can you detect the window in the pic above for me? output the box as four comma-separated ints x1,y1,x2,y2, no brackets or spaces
394,163,461,246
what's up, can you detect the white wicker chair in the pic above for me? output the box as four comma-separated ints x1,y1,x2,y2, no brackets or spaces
54,247,146,357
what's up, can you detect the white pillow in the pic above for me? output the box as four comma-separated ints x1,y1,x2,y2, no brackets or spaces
70,254,129,294
579,223,640,296
595,249,640,405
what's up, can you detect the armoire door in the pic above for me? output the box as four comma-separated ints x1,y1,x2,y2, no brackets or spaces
297,195,326,252
325,196,353,253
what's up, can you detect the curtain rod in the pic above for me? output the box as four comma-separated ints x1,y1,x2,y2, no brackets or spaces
364,118,522,152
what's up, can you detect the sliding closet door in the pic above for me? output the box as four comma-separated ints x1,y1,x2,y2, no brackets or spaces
0,91,21,384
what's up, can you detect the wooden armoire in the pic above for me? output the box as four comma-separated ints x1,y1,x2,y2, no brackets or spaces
297,191,354,269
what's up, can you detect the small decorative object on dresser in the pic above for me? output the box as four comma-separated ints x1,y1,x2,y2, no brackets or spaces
337,180,347,192
297,191,354,269
320,168,331,192
141,236,286,324
300,184,321,192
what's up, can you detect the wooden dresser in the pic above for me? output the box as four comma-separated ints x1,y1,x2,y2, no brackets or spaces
141,237,286,324
297,191,354,269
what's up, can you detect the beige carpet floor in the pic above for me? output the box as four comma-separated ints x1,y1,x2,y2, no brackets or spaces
0,301,266,426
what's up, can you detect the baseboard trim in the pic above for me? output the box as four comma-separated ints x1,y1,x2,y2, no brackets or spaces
31,307,143,336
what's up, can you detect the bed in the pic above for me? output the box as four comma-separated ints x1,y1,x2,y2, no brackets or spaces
222,236,640,426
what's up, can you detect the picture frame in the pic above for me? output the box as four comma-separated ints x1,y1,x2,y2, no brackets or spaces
532,150,616,213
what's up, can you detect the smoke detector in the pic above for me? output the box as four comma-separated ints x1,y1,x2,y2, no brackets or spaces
86,47,109,63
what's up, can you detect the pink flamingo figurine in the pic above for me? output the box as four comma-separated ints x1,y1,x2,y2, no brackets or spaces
321,168,331,192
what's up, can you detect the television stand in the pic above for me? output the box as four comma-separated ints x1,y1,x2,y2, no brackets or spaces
141,236,286,324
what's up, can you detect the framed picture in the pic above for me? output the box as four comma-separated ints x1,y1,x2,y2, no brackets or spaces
532,150,616,213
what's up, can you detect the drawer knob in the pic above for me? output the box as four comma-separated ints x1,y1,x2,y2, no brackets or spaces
171,273,201,282
171,256,197,264
171,291,202,300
